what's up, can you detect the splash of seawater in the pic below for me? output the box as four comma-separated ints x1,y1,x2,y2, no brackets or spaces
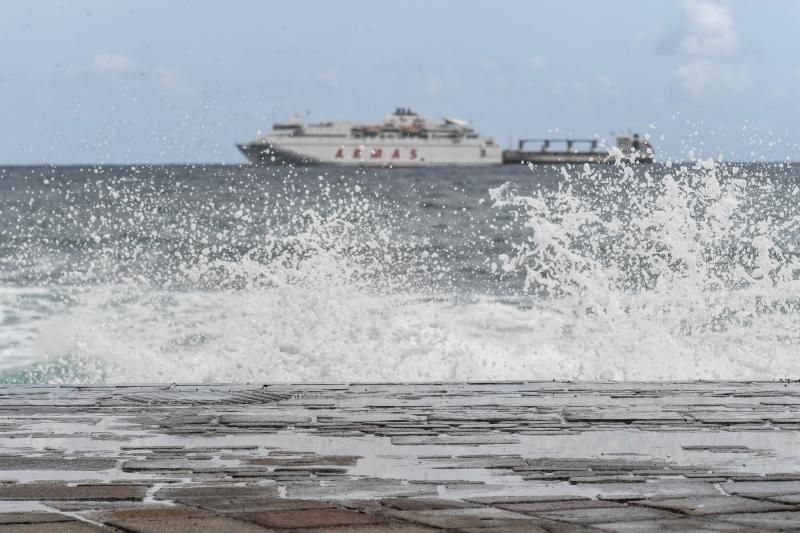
1,162,798,383
490,158,800,379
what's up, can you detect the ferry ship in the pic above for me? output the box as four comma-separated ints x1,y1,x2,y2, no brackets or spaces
237,108,502,166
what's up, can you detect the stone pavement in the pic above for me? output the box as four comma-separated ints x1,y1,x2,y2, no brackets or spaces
0,382,798,531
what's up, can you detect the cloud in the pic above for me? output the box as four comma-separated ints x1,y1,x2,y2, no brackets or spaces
528,56,547,71
661,1,747,101
660,0,740,57
679,0,739,56
90,52,134,74
673,58,749,100
85,53,200,103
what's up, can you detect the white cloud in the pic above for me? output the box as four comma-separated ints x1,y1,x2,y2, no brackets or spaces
663,1,747,100
678,0,739,56
85,53,200,103
90,52,133,74
528,56,547,71
673,58,749,100
152,66,201,101
596,74,616,95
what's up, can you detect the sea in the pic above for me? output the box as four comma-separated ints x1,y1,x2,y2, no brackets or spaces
0,160,798,383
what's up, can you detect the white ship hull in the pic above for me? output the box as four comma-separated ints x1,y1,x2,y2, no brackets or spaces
239,137,502,166
238,108,502,167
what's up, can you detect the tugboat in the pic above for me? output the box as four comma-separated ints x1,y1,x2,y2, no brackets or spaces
238,108,502,166
502,134,654,164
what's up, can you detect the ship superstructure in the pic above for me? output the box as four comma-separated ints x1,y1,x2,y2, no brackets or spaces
238,108,502,166
502,134,654,164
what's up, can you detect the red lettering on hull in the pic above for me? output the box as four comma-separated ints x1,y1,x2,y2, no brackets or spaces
332,148,421,161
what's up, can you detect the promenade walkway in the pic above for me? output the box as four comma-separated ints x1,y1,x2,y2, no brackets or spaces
0,382,798,531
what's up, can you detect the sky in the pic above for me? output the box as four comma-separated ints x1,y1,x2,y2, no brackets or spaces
1,0,799,164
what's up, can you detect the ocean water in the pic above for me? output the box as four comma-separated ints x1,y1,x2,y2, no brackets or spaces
0,160,798,383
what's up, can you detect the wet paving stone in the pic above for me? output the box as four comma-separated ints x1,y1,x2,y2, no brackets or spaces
496,499,625,513
636,495,796,515
593,518,749,531
378,497,479,511
382,507,545,529
104,515,270,532
180,496,336,513
154,484,279,500
534,505,684,524
0,484,146,501
0,513,75,524
721,480,800,497
0,382,797,530
0,458,116,472
94,506,213,521
766,493,800,504
390,434,520,446
235,508,388,529
714,511,800,529
464,495,591,505
588,480,722,500
0,523,111,532
247,455,359,467
218,414,312,427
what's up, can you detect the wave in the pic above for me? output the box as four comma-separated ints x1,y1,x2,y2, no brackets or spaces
1,161,798,383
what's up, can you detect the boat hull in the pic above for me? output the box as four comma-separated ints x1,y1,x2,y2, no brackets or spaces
238,138,502,167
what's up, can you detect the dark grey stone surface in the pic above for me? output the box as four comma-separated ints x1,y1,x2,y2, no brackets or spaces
0,382,797,531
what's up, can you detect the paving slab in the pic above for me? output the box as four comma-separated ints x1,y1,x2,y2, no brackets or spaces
721,481,800,497
0,458,116,472
0,525,110,532
379,497,479,511
497,500,624,513
0,485,146,501
92,506,214,521
593,518,749,531
0,513,75,525
0,382,798,531
234,508,388,528
766,493,800,504
301,526,440,533
103,515,271,532
383,507,545,529
180,496,336,513
636,495,795,515
714,511,800,529
535,505,680,524
154,484,279,500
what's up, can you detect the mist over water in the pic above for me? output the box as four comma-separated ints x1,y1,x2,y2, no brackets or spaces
0,161,798,383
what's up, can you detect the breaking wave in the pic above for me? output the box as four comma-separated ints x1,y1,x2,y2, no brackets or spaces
1,160,798,383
